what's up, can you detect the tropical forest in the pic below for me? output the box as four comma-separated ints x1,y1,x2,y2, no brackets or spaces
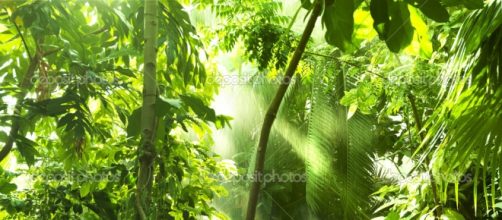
0,0,500,219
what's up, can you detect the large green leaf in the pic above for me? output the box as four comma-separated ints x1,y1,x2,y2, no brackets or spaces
0,182,16,194
301,0,313,9
370,0,389,35
181,95,216,122
180,95,216,122
441,208,465,220
387,1,414,52
155,96,181,117
408,0,449,22
405,6,433,58
371,0,415,52
442,0,484,9
14,135,38,166
114,67,135,78
126,107,142,137
323,0,355,51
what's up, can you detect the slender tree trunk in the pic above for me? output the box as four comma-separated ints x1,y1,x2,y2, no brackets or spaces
407,93,442,218
333,68,349,219
136,0,158,219
0,37,42,163
245,3,322,220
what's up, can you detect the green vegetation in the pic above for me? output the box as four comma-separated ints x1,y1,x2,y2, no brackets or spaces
0,0,500,219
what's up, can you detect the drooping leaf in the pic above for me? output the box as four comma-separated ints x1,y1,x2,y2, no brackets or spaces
180,95,216,122
323,0,355,51
370,0,390,37
14,135,38,166
386,1,415,52
405,6,433,58
0,182,16,194
0,131,8,142
126,107,142,137
370,0,415,52
115,67,135,78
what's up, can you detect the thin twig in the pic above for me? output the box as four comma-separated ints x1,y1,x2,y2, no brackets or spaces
286,5,302,31
9,10,33,59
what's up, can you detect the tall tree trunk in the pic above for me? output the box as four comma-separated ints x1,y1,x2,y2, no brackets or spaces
245,3,322,220
136,0,158,219
0,35,42,163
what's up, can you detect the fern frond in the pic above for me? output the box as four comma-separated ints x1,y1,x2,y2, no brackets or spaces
306,64,374,219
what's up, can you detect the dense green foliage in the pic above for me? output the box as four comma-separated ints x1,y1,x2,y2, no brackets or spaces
0,0,500,219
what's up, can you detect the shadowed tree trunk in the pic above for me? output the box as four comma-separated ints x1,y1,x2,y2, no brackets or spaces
245,2,323,220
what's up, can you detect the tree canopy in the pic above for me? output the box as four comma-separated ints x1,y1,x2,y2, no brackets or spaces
0,0,500,219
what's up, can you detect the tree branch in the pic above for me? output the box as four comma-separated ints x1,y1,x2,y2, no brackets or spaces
407,93,442,218
9,10,33,59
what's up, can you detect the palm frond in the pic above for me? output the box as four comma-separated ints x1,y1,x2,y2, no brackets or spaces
421,0,502,214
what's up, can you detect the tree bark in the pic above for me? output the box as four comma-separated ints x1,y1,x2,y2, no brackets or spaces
136,0,158,219
245,3,322,220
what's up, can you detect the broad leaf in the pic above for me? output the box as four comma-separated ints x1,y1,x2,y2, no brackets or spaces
323,0,355,51
14,135,38,166
301,0,313,9
442,0,484,9
371,0,415,52
0,182,16,194
408,0,449,22
115,67,135,78
80,182,91,197
180,95,216,122
370,0,389,36
156,96,181,117
126,107,142,137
